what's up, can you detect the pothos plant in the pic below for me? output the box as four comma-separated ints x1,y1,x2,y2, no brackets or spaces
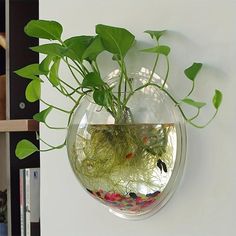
14,20,222,159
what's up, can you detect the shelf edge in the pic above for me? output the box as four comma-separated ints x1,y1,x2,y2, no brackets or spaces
0,119,39,132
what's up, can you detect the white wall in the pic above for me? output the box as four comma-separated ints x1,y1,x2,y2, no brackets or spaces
40,0,236,235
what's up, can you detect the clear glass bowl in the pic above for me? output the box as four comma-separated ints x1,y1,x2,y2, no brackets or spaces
67,68,187,219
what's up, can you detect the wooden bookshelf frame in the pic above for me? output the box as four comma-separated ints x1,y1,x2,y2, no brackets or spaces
0,119,39,132
3,0,40,235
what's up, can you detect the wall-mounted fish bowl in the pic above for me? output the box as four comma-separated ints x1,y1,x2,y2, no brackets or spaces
67,68,187,219
15,20,222,220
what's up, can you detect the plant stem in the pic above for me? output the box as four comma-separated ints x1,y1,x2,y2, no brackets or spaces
62,86,77,103
148,53,160,83
187,109,218,128
189,108,200,121
186,81,195,97
94,60,101,75
60,39,89,76
65,58,82,85
123,91,134,108
121,58,133,93
107,92,117,117
115,57,134,122
36,133,66,149
90,62,97,73
161,56,170,89
40,99,71,114
73,59,89,75
124,75,127,103
59,79,83,95
55,84,77,103
149,83,217,128
147,83,189,122
117,66,124,120
134,82,216,128
64,58,85,78
67,94,85,126
45,74,77,103
44,122,68,130
39,141,66,152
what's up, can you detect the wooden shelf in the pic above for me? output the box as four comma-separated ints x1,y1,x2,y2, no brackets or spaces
2,1,40,234
0,74,6,119
0,119,39,132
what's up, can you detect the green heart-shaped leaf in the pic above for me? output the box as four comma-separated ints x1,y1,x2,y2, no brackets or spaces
39,55,55,74
15,64,43,80
33,107,53,123
96,24,135,57
82,72,104,88
212,89,222,109
49,58,60,86
24,20,63,41
64,36,94,61
142,45,170,56
93,89,105,106
144,30,166,41
25,79,41,102
30,43,66,57
182,98,206,108
82,36,104,61
184,63,203,81
15,139,38,159
93,89,112,107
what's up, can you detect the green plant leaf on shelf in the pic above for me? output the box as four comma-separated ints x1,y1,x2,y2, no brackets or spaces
25,79,41,102
184,63,202,81
49,58,60,86
15,139,39,159
213,89,223,109
30,43,66,57
144,30,166,41
39,55,55,75
15,63,44,80
82,72,104,88
142,45,170,56
33,106,53,123
24,19,63,41
82,36,104,61
96,24,135,57
64,36,94,61
182,98,206,108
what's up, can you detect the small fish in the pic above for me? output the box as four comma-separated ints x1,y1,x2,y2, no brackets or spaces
157,159,167,173
86,188,93,194
129,192,138,199
126,152,134,159
146,190,160,198
157,159,163,172
143,136,148,144
162,161,167,172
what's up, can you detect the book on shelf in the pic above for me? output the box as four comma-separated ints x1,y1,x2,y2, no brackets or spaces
19,169,26,236
0,33,6,49
0,32,6,49
19,168,40,236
